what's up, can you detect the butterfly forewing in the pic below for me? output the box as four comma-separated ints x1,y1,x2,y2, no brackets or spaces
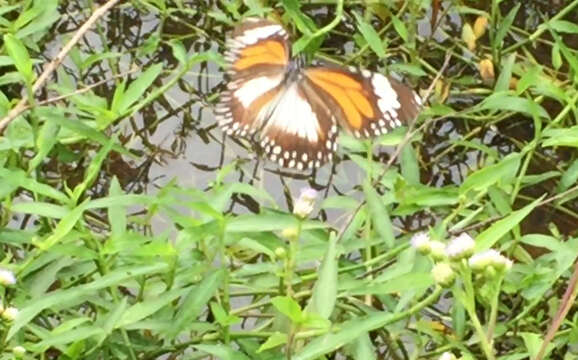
304,66,422,138
215,18,290,139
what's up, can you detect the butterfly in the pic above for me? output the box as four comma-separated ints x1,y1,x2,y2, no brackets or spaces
215,17,422,170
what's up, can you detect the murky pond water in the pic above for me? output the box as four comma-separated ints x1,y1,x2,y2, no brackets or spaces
10,0,576,236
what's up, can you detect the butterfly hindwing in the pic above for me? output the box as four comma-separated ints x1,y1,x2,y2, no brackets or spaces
258,79,339,170
304,66,422,138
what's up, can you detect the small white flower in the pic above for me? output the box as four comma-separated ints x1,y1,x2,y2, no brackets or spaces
469,249,513,273
493,253,514,272
0,268,16,286
13,346,26,356
430,241,447,261
411,232,431,254
432,262,455,287
446,233,475,260
293,188,318,219
469,249,499,271
439,352,457,360
2,306,19,321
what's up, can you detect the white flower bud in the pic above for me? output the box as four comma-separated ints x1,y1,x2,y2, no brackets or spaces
13,346,26,356
2,306,19,321
430,241,447,261
446,233,475,260
293,188,318,219
439,352,457,360
411,232,431,254
469,249,513,274
0,268,16,286
432,262,455,287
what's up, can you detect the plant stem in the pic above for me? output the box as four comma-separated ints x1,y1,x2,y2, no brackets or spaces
462,264,496,360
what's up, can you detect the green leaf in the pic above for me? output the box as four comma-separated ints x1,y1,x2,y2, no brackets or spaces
349,273,434,295
516,65,541,94
363,179,395,247
494,52,515,92
72,137,115,201
36,202,84,251
346,333,376,360
31,325,103,351
281,0,316,36
271,296,304,323
475,195,544,251
401,144,420,185
28,119,60,172
10,202,69,219
108,177,127,238
210,301,241,327
391,14,408,42
558,159,578,192
118,287,188,327
306,233,338,319
100,297,128,343
460,153,521,195
8,263,169,340
226,213,324,233
293,312,394,360
169,269,225,337
16,0,58,38
80,52,122,72
552,42,562,70
170,40,187,65
116,63,163,114
257,332,288,353
321,196,359,210
520,332,554,359
38,107,131,156
193,344,251,360
549,20,578,34
0,168,69,203
3,33,34,83
494,3,520,47
475,93,550,119
543,125,578,148
353,12,385,58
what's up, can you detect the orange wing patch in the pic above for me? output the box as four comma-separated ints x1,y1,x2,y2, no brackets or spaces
306,69,375,130
234,40,287,71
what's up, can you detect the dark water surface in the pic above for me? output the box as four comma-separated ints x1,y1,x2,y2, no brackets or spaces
16,0,578,236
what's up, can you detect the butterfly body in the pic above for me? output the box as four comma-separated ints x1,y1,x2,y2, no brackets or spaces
215,18,422,170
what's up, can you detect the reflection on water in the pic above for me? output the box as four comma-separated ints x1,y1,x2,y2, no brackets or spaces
19,1,578,236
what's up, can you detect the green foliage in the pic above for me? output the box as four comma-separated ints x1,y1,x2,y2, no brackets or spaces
0,0,577,359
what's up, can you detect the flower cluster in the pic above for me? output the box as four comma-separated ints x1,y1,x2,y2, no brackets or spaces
410,231,513,287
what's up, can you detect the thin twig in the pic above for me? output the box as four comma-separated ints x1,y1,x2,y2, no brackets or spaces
536,259,578,360
0,0,122,134
19,68,139,112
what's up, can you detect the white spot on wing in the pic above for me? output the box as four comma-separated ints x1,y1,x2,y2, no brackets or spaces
372,74,401,112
